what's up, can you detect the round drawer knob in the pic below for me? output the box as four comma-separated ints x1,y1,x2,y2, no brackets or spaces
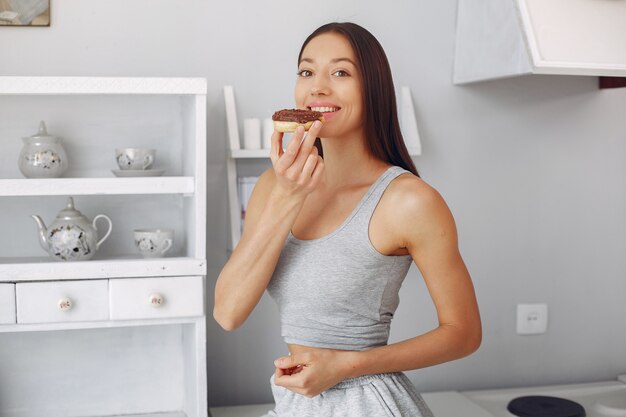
57,297,73,311
149,293,164,307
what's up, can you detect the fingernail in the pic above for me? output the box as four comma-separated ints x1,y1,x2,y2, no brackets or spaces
274,359,281,366
313,121,321,128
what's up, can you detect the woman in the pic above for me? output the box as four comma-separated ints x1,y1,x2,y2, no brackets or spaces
214,22,481,416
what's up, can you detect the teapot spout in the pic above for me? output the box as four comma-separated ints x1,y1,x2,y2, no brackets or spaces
31,215,49,251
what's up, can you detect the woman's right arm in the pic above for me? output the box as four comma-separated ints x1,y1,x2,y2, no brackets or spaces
213,121,324,331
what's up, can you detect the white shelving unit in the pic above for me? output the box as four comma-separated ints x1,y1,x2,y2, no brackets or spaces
0,77,208,417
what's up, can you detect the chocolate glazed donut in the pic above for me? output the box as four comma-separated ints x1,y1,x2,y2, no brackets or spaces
272,109,324,133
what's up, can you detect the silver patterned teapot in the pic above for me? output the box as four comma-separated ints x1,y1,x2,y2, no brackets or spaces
31,197,113,261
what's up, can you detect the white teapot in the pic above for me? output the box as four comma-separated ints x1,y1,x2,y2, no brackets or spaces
31,197,112,261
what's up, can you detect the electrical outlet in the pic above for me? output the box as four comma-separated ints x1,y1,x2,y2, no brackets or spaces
516,303,548,335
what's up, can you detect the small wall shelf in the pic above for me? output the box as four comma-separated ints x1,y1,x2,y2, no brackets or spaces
223,86,272,250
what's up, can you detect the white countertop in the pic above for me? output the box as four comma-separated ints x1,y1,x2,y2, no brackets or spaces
422,391,496,417
209,391,493,417
210,376,626,417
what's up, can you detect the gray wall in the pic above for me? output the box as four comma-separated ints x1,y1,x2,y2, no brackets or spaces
1,0,625,407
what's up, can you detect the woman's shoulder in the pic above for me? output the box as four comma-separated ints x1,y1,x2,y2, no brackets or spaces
387,170,442,209
383,170,454,234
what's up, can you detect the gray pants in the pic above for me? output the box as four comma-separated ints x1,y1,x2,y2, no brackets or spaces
261,372,435,417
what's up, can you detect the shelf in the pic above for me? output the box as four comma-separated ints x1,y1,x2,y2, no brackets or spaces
106,413,185,417
0,76,206,95
0,176,195,196
0,412,185,417
0,256,207,281
230,149,270,159
0,316,203,333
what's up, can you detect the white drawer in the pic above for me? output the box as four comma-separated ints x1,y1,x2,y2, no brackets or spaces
109,276,204,320
0,284,16,324
16,280,109,324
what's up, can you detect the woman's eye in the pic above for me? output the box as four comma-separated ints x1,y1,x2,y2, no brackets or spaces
297,69,312,77
333,70,349,77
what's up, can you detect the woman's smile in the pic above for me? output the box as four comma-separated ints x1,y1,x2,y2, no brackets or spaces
307,102,342,121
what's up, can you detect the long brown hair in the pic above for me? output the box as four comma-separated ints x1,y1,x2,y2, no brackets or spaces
298,22,419,177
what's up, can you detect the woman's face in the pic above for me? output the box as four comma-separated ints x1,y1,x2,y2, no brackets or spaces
295,32,363,139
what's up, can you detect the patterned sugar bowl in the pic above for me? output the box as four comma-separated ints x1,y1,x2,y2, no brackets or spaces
19,121,68,178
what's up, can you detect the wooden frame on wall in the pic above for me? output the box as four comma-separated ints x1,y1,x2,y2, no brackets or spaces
0,0,50,26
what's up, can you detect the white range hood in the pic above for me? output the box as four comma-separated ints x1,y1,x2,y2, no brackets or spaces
453,0,626,84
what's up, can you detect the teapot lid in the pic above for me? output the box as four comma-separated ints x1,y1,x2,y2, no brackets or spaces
56,197,86,220
28,121,57,140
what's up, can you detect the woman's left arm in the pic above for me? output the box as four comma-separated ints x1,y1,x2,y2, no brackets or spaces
274,179,482,397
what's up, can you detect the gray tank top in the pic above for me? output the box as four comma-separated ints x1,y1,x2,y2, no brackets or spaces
267,166,413,351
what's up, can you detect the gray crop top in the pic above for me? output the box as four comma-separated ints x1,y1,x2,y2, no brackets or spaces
266,166,413,351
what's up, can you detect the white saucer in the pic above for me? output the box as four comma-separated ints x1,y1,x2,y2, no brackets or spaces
112,169,166,177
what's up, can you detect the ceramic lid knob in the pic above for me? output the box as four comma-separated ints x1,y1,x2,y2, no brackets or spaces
56,197,83,219
27,121,57,141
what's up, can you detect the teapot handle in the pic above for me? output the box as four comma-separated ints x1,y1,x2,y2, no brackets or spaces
93,214,113,249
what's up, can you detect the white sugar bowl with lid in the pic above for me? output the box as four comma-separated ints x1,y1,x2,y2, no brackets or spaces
31,197,113,261
19,121,68,178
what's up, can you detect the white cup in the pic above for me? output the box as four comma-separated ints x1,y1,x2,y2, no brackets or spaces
133,228,174,258
262,118,274,149
243,118,261,150
116,148,155,170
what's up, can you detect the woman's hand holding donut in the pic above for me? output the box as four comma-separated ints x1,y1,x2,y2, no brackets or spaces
270,120,324,200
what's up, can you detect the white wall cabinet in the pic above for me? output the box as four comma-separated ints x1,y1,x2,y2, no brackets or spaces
0,77,207,417
454,0,626,84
